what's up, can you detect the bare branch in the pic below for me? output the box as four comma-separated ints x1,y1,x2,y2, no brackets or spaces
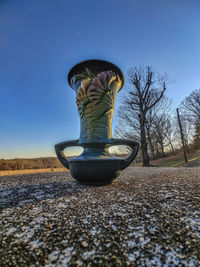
116,65,169,166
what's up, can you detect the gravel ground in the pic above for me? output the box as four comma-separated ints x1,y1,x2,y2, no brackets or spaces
0,167,200,266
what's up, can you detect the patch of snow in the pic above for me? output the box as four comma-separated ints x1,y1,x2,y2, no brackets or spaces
111,224,117,231
82,250,95,260
19,226,35,242
93,239,99,246
0,189,12,197
188,217,200,238
76,260,83,265
127,253,136,262
128,225,134,230
139,237,150,248
83,218,88,224
32,190,45,200
63,246,74,258
19,200,32,205
181,210,200,238
165,251,180,265
30,207,43,214
45,247,74,266
127,240,136,248
57,202,68,208
152,256,162,267
108,220,117,230
147,226,158,234
164,193,173,199
18,187,28,193
29,240,44,249
7,227,17,235
182,257,199,267
46,250,60,266
90,228,97,235
105,243,111,248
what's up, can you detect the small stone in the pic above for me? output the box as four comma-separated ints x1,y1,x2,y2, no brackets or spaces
81,241,88,248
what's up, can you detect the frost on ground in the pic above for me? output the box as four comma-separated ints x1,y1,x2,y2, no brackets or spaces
0,167,200,266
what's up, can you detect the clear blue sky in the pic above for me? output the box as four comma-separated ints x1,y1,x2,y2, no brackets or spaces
0,0,200,159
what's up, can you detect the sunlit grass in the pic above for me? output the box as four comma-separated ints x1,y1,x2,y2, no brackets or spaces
152,149,200,167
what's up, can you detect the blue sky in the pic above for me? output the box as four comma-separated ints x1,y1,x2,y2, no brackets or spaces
0,0,200,159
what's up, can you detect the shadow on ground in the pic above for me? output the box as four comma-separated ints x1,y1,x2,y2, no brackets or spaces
0,180,90,211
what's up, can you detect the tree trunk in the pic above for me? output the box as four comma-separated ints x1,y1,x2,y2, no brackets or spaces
169,141,174,153
160,141,164,156
140,114,150,166
146,125,155,160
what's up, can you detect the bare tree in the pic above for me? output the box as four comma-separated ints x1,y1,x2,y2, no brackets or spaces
164,118,176,153
145,109,156,159
151,113,172,157
179,89,200,149
193,120,200,149
179,89,200,123
115,66,168,166
144,97,174,158
172,114,192,151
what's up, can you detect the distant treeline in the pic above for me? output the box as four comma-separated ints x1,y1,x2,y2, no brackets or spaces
0,152,134,171
0,158,63,171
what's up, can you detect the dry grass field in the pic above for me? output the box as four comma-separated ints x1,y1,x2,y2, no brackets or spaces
151,149,200,167
0,149,199,177
0,168,67,176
